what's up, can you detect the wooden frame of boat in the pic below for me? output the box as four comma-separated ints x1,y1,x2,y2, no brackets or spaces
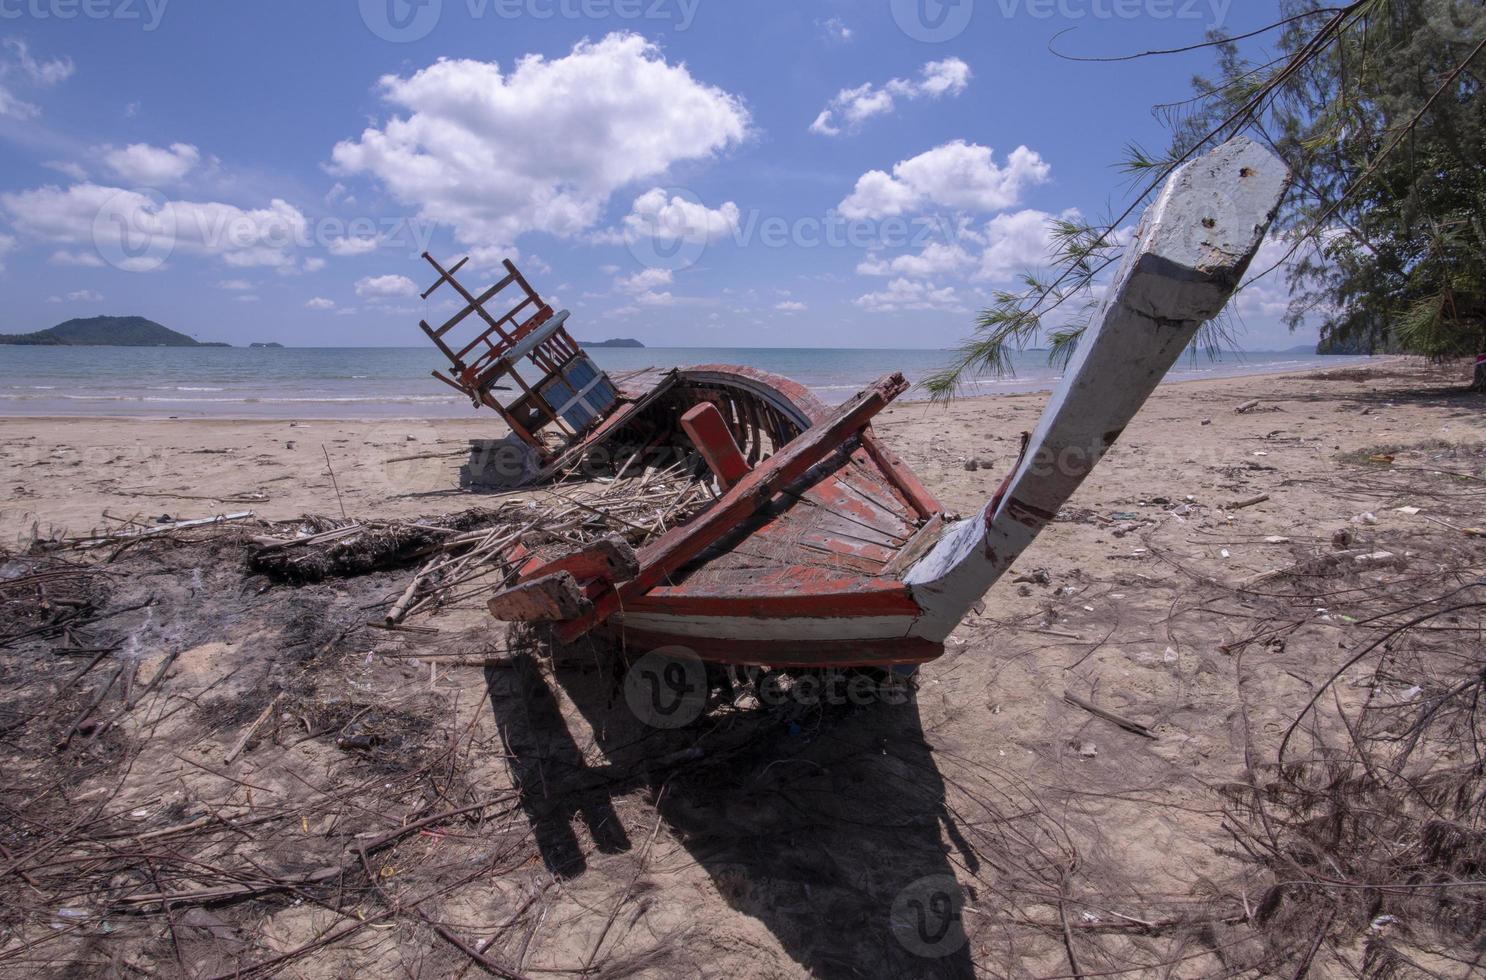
423,138,1290,669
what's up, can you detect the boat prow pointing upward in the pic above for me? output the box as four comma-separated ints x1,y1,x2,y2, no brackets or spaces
414,137,1289,668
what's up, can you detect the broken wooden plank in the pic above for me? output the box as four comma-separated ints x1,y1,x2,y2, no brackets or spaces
882,514,946,579
859,429,942,521
680,402,750,490
520,534,639,584
487,572,592,622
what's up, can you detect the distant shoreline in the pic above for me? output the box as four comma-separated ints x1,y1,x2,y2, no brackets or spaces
0,355,1404,422
0,343,1338,354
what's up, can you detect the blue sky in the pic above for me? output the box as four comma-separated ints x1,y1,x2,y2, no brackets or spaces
0,0,1312,350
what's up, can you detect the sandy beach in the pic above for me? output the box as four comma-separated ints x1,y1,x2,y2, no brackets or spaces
3,356,1483,977
0,356,1452,543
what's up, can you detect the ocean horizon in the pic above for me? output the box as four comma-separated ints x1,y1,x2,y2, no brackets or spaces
0,345,1377,419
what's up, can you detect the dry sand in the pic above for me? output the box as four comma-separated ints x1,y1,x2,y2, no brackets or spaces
2,357,1483,977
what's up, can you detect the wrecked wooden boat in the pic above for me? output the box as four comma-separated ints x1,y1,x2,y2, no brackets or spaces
417,253,848,491
414,137,1289,669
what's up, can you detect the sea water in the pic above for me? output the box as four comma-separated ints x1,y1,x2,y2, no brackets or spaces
0,345,1375,418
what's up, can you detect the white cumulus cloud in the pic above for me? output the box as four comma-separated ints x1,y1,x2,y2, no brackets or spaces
2,183,309,271
841,142,1049,220
330,34,750,250
811,58,971,137
818,16,852,43
355,274,418,299
616,188,740,247
101,143,201,186
0,39,73,120
614,266,675,306
305,297,337,310
972,208,1072,281
42,160,88,182
327,235,380,257
854,278,967,314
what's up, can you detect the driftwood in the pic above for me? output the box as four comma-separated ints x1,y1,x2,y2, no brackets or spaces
224,694,282,765
365,466,706,627
487,572,591,622
52,512,255,552
1063,690,1158,740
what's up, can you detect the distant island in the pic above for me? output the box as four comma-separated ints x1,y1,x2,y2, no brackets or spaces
581,338,645,348
250,342,285,349
0,316,229,348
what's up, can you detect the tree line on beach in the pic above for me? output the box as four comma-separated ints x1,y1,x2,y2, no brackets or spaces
928,0,1486,396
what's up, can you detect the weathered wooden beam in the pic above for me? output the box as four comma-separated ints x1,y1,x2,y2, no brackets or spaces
858,429,942,521
553,372,910,642
519,534,639,585
420,254,470,299
903,137,1292,642
486,572,591,623
680,402,751,490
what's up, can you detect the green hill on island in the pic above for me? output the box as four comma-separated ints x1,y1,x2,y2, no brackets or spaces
0,316,229,347
581,338,645,348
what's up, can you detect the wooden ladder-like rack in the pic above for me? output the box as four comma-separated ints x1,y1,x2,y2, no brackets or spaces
418,253,619,462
